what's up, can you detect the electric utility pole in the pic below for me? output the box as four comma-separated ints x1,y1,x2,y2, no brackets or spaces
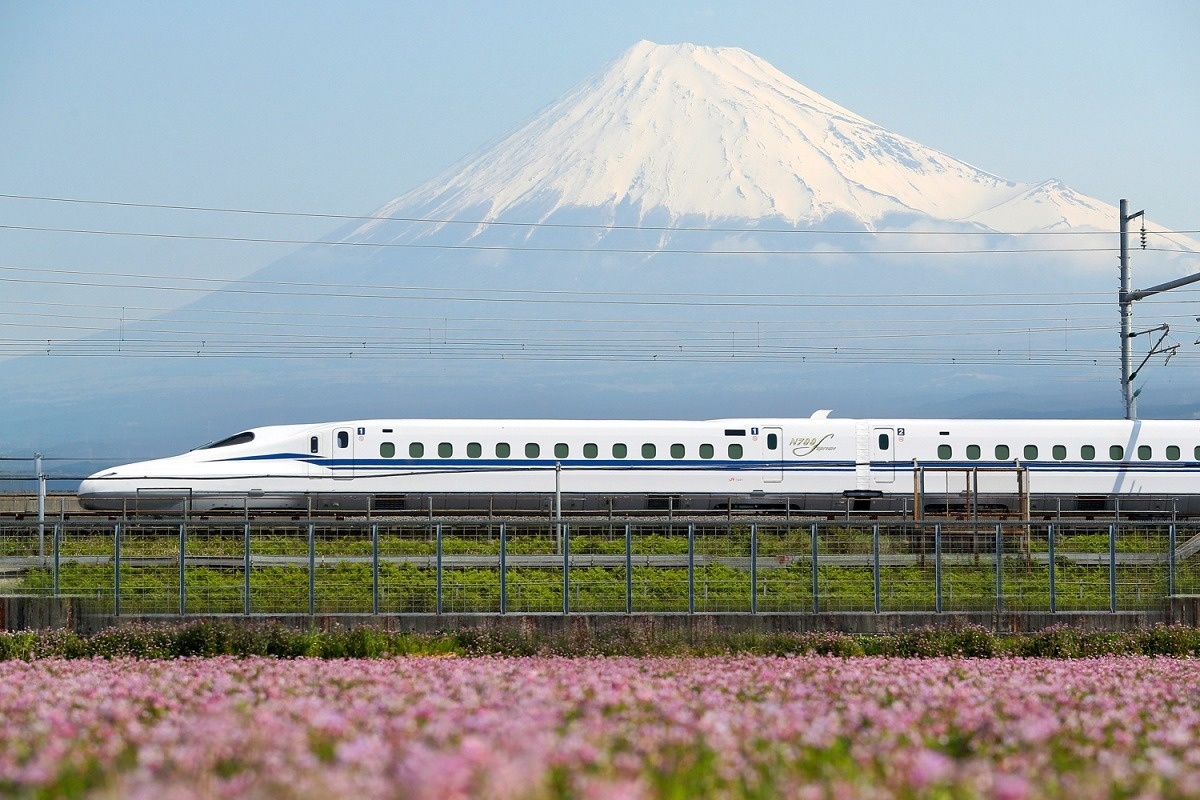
1118,199,1200,420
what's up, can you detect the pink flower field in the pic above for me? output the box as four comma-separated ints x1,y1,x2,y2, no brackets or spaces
2,655,1199,799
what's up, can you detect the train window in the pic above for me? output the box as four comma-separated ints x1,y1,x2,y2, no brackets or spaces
613,443,627,459
728,443,743,459
1167,445,1181,461
1110,445,1124,460
699,444,714,459
966,444,980,460
995,445,1010,460
337,431,349,449
583,443,598,459
496,443,510,458
1195,446,1200,461
554,443,569,458
409,442,424,458
380,442,395,458
525,443,540,458
310,436,319,454
1081,445,1095,460
642,443,656,459
438,443,453,458
878,433,890,450
1138,445,1152,460
467,442,482,458
671,443,685,459
937,445,952,460
1052,445,1067,461
1024,445,1038,460
766,433,778,450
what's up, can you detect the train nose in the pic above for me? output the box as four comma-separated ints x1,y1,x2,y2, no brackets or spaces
77,469,121,510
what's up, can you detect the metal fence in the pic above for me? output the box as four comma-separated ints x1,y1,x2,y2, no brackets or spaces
0,519,1192,615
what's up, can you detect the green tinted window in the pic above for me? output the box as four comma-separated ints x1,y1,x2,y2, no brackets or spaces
496,443,510,458
1138,445,1152,460
583,443,598,459
409,442,424,458
699,444,714,459
642,443,656,459
995,445,1010,460
613,443,627,459
1167,445,1180,461
380,442,395,458
1052,445,1066,460
554,443,569,458
467,442,482,458
728,443,743,459
671,443,685,459
1024,445,1038,460
1110,445,1124,460
525,443,540,458
966,444,980,460
438,442,453,458
1081,445,1095,460
937,444,952,460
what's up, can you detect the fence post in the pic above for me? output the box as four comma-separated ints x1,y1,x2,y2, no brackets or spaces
243,522,251,616
435,523,443,616
1048,524,1056,614
1109,523,1117,613
811,522,819,614
499,523,506,615
750,523,757,615
371,523,379,615
52,522,61,598
872,523,881,614
1168,523,1177,599
625,522,632,615
179,522,187,616
114,522,121,617
307,523,316,616
995,523,1003,615
687,523,695,615
562,522,571,615
934,523,942,614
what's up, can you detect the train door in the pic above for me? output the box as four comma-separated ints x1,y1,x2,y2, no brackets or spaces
761,426,784,482
333,427,356,480
871,427,896,484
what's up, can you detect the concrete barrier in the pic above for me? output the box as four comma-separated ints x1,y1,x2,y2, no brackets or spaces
71,610,1169,637
0,596,77,631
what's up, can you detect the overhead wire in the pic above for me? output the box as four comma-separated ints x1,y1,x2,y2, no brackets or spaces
3,191,1197,237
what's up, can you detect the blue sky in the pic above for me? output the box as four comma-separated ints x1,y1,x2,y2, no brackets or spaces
1,1,1199,453
2,1,1196,255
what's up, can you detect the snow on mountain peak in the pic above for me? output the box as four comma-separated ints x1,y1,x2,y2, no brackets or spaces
352,41,1191,249
363,41,1029,231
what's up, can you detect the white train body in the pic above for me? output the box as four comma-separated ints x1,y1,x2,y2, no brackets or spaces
76,413,1200,513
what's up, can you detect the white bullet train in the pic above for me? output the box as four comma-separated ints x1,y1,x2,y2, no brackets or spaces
76,412,1200,515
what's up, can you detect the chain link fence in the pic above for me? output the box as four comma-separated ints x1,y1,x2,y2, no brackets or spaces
0,519,1184,616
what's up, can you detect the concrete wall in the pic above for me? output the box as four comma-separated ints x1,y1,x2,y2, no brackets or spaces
0,492,84,517
71,610,1170,637
0,596,76,631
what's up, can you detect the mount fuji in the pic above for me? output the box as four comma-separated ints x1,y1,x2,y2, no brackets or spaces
5,41,1198,463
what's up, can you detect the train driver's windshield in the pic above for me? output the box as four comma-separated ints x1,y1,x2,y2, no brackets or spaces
194,431,256,450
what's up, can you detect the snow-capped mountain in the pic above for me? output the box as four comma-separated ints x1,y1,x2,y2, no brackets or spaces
6,40,1198,461
346,41,1188,248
